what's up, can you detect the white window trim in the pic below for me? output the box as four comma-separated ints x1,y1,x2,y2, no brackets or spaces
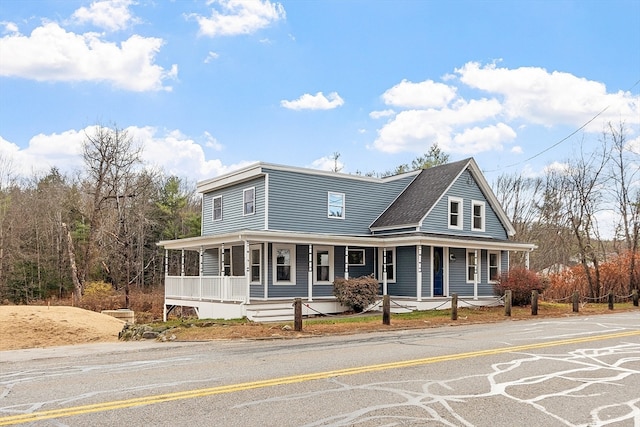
488,251,500,284
466,249,480,284
273,244,296,285
212,195,222,222
472,200,485,232
313,246,334,285
243,187,255,216
328,191,345,219
378,248,397,283
347,249,365,266
448,196,463,230
250,244,262,284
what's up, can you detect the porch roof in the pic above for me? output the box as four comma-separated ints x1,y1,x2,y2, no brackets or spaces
158,229,536,252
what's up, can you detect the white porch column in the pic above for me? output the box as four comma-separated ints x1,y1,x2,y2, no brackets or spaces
220,243,225,276
164,249,168,278
199,247,204,301
308,244,313,302
344,245,349,280
244,240,250,303
264,243,269,299
383,248,388,296
473,249,478,300
525,251,530,270
417,245,422,302
180,249,185,276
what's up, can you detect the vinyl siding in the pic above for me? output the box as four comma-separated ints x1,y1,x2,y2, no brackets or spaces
266,168,413,235
421,169,508,239
448,247,471,295
421,246,432,298
392,246,416,297
266,244,309,299
346,247,376,279
201,176,265,235
203,248,219,275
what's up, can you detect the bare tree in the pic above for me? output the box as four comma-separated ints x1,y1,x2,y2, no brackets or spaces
605,121,640,291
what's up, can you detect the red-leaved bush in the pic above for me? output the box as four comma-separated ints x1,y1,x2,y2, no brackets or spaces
333,274,379,312
493,267,546,306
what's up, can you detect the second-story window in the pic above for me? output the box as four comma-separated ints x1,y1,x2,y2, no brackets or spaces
243,187,255,216
448,196,463,230
472,200,485,231
328,192,345,219
213,196,222,221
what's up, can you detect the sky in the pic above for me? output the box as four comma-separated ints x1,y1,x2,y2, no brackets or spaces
0,0,639,187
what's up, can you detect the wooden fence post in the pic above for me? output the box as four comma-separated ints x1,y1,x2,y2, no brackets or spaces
294,298,302,332
382,295,390,325
531,290,538,315
451,293,458,320
504,290,512,317
572,291,579,313
633,289,639,307
608,290,614,310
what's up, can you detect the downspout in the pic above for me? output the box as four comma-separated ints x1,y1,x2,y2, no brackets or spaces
308,244,313,302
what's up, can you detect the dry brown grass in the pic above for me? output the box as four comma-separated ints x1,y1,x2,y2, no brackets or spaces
165,302,639,341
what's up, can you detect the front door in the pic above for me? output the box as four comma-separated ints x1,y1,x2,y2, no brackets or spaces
434,247,444,296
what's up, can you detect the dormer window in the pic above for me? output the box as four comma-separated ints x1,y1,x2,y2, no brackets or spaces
328,192,345,219
448,196,463,230
243,187,255,216
212,196,222,221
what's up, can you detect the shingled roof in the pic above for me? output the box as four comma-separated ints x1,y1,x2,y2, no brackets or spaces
370,158,471,230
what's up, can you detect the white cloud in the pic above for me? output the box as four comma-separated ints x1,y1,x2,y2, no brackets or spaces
371,61,640,157
373,98,503,153
1,21,19,34
369,109,395,119
192,0,286,37
455,61,640,130
281,91,344,111
203,131,223,151
382,79,457,108
308,156,344,172
511,145,523,154
0,22,177,91
72,0,137,32
451,123,516,154
204,51,220,63
0,127,249,183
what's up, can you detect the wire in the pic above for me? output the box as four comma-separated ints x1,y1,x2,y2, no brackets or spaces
483,77,640,173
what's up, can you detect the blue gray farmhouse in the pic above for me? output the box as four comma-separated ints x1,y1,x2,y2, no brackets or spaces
158,158,535,321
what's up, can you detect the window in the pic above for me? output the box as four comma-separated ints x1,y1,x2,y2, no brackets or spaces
274,245,295,284
250,245,262,284
313,246,334,283
379,248,396,282
347,249,365,266
488,251,500,283
243,187,255,216
222,248,231,276
213,196,222,221
448,197,463,230
467,250,480,283
328,192,345,219
472,200,485,231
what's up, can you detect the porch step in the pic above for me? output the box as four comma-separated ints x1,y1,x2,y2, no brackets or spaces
246,306,295,322
389,301,419,314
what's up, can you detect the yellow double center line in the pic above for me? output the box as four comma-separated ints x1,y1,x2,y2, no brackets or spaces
1,330,639,425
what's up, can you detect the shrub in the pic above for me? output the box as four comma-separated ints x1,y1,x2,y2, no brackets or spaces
493,268,545,306
333,274,379,312
79,281,119,312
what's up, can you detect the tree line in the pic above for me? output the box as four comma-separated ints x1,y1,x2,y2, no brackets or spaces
0,122,637,305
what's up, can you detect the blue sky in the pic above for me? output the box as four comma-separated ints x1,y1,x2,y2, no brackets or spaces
0,0,639,185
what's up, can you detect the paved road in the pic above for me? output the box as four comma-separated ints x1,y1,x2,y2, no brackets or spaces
1,312,639,426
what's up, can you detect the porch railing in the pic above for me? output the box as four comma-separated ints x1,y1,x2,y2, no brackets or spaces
165,276,247,302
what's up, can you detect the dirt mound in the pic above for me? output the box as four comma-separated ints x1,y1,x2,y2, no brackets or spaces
0,305,125,351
